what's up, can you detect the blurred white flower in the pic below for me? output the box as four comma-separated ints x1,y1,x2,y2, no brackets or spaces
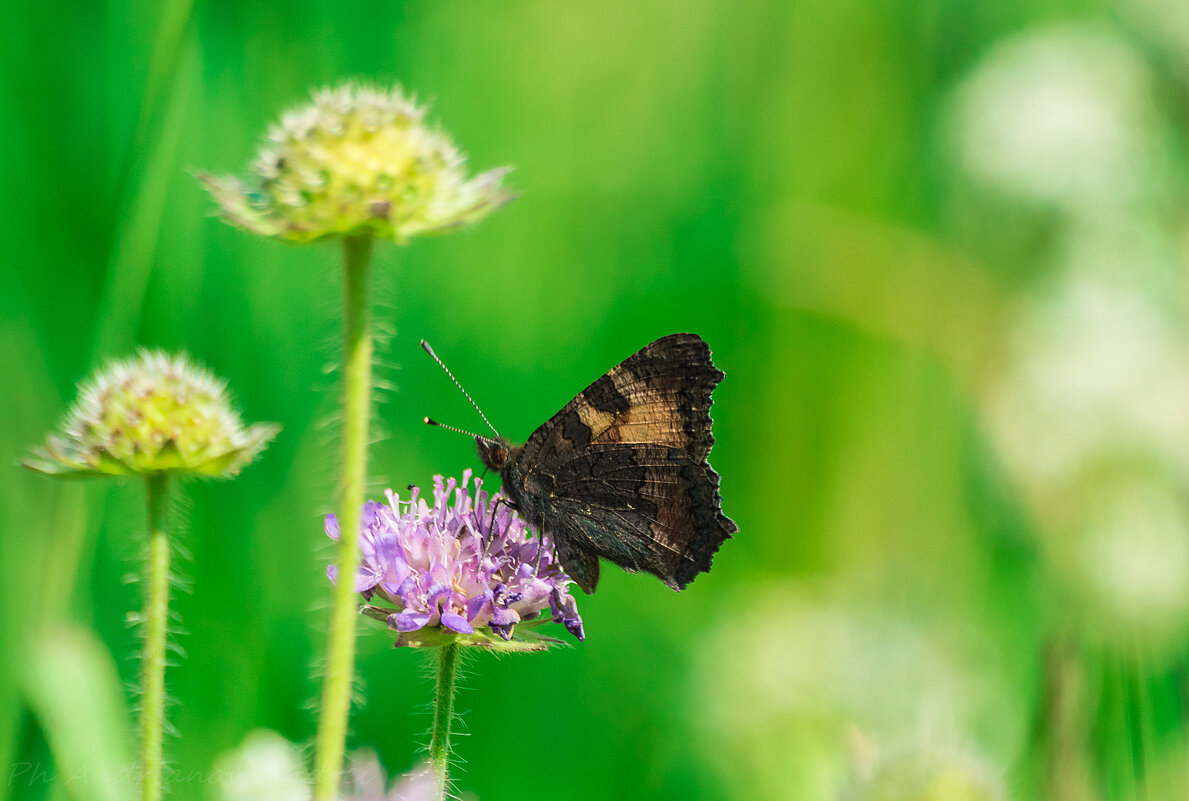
988,271,1189,490
342,751,437,801
1074,477,1189,640
951,22,1189,648
950,24,1157,212
215,730,308,801
693,587,1013,801
213,733,440,801
986,243,1189,646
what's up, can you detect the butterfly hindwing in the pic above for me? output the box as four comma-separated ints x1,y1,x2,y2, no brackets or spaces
540,444,733,591
551,532,601,597
509,333,736,593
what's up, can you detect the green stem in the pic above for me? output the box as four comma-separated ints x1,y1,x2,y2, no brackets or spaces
1044,635,1096,801
141,473,170,801
313,233,375,801
430,644,462,801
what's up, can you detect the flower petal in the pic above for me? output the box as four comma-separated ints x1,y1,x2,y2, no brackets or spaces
440,612,474,634
354,563,383,594
492,606,520,626
550,587,585,641
466,593,492,622
392,611,431,632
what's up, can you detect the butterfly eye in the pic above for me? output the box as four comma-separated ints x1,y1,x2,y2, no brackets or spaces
489,444,508,470
475,437,508,472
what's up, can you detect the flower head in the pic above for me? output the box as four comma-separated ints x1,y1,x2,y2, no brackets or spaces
342,753,436,801
216,730,309,801
326,470,584,649
214,732,438,801
24,350,278,478
950,24,1157,212
199,83,514,244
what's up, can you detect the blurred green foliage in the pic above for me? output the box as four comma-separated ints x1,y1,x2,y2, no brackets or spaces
5,1,1189,800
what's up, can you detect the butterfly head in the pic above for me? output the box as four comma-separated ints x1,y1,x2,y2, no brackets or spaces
476,436,513,473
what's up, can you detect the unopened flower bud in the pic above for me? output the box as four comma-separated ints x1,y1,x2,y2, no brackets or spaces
24,350,278,478
199,83,514,244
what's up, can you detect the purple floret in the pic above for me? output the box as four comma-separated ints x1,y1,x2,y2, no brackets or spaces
326,469,584,643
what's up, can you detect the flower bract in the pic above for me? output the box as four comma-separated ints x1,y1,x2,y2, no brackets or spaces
199,83,514,244
24,350,279,478
326,470,584,649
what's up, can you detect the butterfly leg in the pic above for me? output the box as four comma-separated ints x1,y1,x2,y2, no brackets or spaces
485,496,519,538
532,522,546,572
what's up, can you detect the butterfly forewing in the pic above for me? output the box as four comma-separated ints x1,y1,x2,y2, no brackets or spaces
509,333,737,593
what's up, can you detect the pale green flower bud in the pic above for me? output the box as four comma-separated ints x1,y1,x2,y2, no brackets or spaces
198,83,514,244
24,350,278,478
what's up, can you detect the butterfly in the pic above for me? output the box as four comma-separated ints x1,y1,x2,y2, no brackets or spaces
423,333,736,594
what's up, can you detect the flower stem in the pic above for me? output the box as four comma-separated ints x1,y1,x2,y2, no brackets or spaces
313,233,375,801
1044,635,1095,801
141,473,170,801
430,643,462,801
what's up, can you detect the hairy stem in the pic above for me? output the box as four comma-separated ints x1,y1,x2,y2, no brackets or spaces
430,644,462,801
141,473,170,801
313,233,375,801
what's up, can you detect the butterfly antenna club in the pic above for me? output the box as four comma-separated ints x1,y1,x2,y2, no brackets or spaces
420,339,502,438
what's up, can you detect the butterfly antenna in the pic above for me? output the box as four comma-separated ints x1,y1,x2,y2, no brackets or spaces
421,339,502,438
423,417,494,443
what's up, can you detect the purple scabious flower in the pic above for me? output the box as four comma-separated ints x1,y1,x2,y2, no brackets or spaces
326,470,584,648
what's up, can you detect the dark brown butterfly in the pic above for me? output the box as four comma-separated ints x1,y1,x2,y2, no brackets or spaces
423,333,736,594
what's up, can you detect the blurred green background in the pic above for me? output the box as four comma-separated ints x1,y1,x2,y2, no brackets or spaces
5,1,1189,799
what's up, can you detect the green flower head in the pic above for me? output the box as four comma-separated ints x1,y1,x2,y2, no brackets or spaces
199,83,514,244
24,350,279,478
